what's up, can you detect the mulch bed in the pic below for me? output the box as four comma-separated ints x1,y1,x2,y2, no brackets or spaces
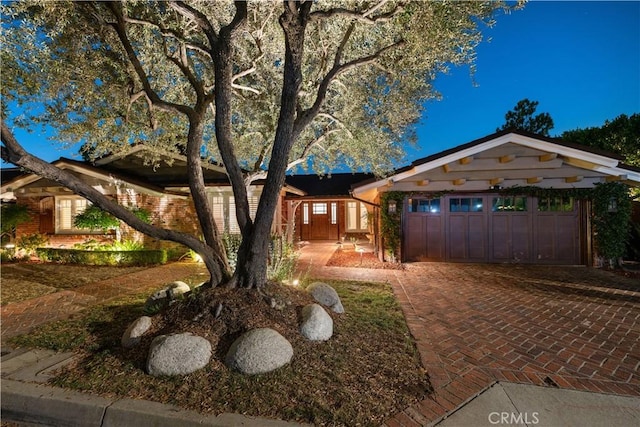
326,247,404,270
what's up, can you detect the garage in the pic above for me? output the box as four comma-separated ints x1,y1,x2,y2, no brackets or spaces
404,194,583,264
351,130,640,266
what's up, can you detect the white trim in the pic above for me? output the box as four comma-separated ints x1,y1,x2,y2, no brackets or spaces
353,132,638,199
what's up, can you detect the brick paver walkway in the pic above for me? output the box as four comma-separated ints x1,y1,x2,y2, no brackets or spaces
1,262,207,343
296,242,640,426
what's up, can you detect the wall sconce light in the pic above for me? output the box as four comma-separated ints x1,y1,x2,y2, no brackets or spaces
490,185,502,191
388,200,397,214
607,197,618,213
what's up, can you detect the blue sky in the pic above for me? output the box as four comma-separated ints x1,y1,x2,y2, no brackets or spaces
404,0,640,163
4,1,640,166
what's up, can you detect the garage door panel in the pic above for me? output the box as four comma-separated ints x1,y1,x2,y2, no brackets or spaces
425,216,444,260
491,215,510,259
406,216,426,261
468,215,486,259
511,215,531,261
448,215,467,259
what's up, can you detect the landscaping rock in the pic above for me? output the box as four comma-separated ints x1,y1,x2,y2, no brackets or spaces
225,328,293,375
307,282,344,313
300,304,333,341
121,316,152,348
147,333,211,376
144,281,191,313
167,281,191,297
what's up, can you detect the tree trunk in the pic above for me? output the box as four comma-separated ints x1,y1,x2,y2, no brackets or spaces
229,3,311,289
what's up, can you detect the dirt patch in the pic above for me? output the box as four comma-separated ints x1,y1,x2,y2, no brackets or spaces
0,262,148,305
326,246,404,270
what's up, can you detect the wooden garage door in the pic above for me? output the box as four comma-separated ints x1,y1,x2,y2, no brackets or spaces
403,194,582,264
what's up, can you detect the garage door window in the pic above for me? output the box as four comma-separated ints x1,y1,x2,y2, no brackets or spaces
492,197,527,212
408,198,441,213
538,197,574,212
450,197,483,212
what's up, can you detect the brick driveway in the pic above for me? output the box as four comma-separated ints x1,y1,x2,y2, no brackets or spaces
386,263,640,426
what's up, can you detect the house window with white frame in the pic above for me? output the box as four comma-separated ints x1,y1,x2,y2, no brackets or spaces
56,196,88,233
346,201,369,232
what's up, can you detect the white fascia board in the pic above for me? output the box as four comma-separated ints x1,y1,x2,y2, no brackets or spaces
95,146,226,173
353,134,514,196
508,134,619,168
2,161,167,198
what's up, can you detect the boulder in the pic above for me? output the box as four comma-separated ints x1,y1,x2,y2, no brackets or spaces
144,281,191,312
121,316,152,348
225,328,293,375
307,282,344,313
300,304,333,341
167,281,191,297
147,333,212,376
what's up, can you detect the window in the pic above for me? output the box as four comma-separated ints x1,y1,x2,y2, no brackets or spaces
56,197,88,232
303,203,309,225
492,197,527,212
408,198,441,213
538,197,574,212
346,201,369,231
330,202,337,225
312,202,327,215
449,197,483,213
211,192,260,234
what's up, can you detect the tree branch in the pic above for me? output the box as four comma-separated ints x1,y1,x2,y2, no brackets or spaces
294,39,405,136
168,1,219,48
1,121,226,283
310,2,405,24
105,2,192,117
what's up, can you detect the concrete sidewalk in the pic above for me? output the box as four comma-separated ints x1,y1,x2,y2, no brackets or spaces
437,382,640,427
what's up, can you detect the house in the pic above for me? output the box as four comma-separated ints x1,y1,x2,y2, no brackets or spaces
2,130,639,265
0,146,304,255
352,130,640,265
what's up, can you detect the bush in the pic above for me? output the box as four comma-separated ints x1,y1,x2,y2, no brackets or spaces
36,248,167,266
16,233,49,256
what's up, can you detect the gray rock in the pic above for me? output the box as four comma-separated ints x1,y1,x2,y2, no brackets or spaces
147,333,211,376
144,281,191,312
300,304,333,341
167,281,190,298
307,282,344,313
121,316,152,348
225,328,293,375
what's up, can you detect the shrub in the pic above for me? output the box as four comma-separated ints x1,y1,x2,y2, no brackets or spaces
16,233,49,256
36,248,167,266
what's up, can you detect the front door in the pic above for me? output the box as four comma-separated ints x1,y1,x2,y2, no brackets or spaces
310,202,330,239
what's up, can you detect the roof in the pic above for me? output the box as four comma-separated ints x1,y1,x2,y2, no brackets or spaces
285,173,375,198
353,130,640,201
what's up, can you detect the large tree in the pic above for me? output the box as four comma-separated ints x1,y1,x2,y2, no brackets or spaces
497,98,554,136
1,1,518,288
561,113,640,168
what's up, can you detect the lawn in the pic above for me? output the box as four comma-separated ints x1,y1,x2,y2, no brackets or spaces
8,275,430,426
0,263,147,305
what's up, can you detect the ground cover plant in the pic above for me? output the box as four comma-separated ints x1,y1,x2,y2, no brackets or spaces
8,278,430,426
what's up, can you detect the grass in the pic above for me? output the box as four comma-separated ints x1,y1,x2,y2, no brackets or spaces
8,278,430,426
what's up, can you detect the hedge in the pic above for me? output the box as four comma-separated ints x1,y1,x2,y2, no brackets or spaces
36,248,167,266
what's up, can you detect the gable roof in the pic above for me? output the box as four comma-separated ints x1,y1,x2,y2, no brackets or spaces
353,130,640,201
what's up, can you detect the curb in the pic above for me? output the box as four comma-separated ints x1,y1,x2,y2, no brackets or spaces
1,348,309,427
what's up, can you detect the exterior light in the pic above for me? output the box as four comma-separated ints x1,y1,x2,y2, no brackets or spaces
292,279,299,287
388,200,397,214
607,197,618,212
4,244,15,249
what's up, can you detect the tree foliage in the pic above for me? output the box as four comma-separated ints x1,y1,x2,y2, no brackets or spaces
1,1,519,288
561,113,640,168
498,98,554,136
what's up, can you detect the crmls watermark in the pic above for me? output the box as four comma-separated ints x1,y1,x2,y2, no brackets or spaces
488,412,540,425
